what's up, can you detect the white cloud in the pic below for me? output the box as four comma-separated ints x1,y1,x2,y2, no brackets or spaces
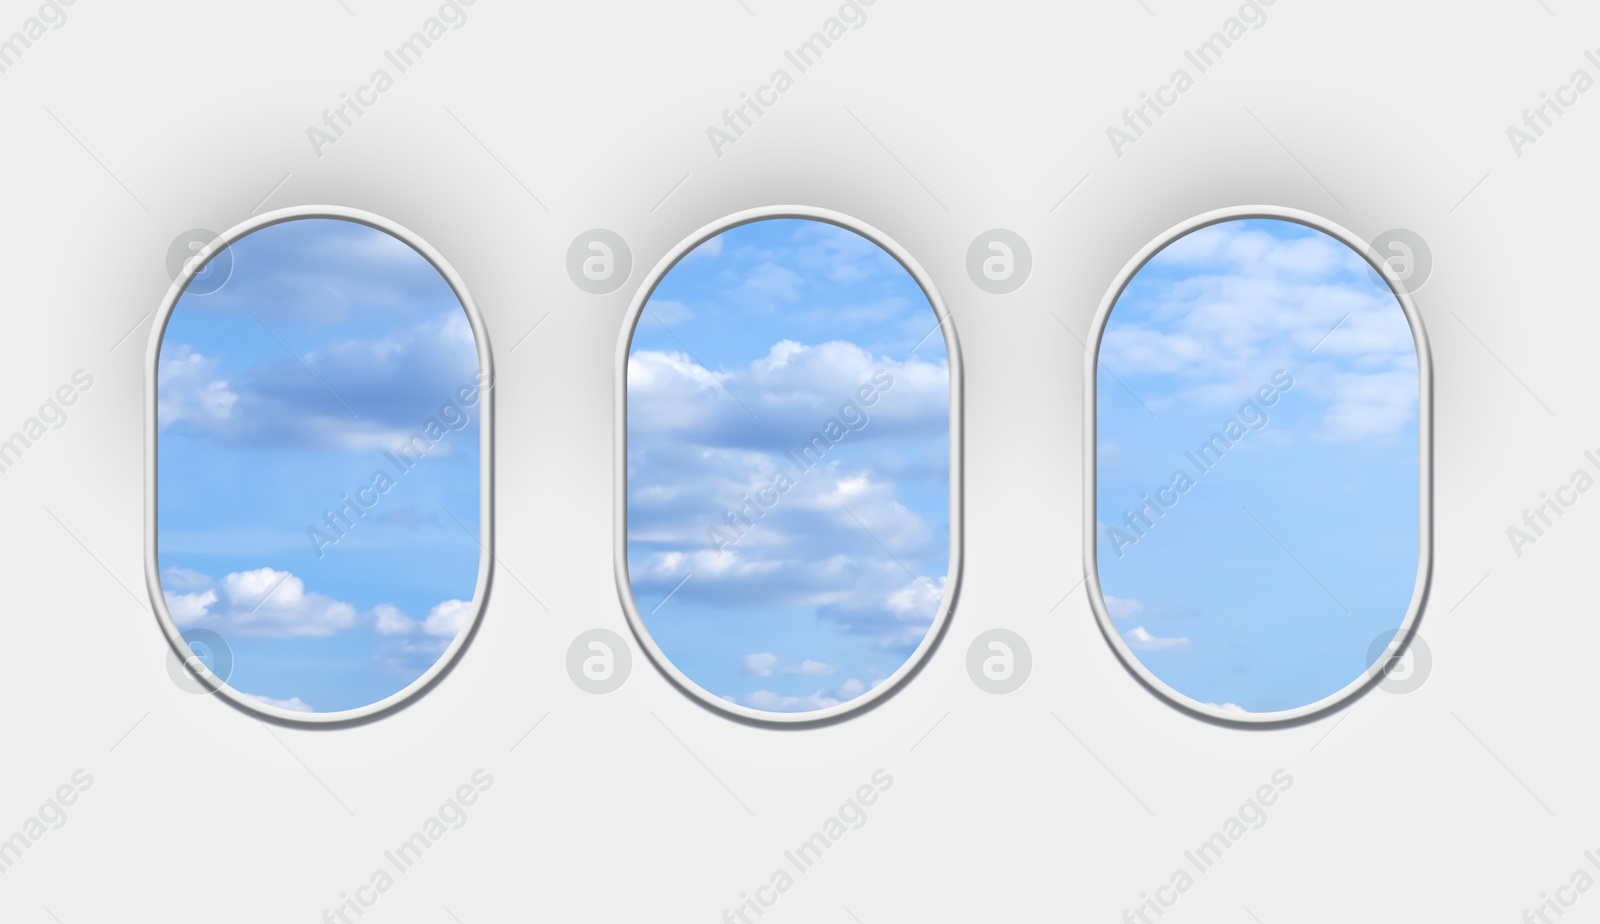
165,589,217,625
163,567,215,591
157,346,238,430
685,235,724,259
215,568,357,636
1317,369,1419,442
790,221,894,285
157,311,481,452
627,339,948,447
745,689,840,711
1104,595,1144,620
645,298,694,325
741,676,874,712
1098,220,1418,443
163,566,467,642
242,693,314,712
422,599,472,637
1124,626,1190,651
743,653,836,677
739,262,804,302
374,603,415,636
626,338,951,654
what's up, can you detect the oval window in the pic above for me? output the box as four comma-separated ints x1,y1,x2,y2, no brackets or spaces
1088,209,1429,723
619,209,960,723
149,210,491,722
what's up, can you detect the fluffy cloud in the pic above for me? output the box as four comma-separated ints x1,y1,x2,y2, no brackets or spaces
743,652,779,677
627,338,951,656
422,599,472,637
163,567,357,637
627,339,948,449
158,346,238,429
166,589,218,623
158,313,481,452
741,676,868,712
162,566,466,642
1124,626,1190,651
743,653,836,677
1098,220,1418,443
242,693,314,712
687,234,724,259
188,218,458,323
626,220,953,708
374,603,415,636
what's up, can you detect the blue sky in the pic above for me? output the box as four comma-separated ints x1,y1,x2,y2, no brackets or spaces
1095,218,1421,715
626,218,952,713
157,218,483,714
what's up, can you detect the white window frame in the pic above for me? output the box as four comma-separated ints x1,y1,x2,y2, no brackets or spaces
613,205,964,726
143,205,495,726
1082,204,1434,726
